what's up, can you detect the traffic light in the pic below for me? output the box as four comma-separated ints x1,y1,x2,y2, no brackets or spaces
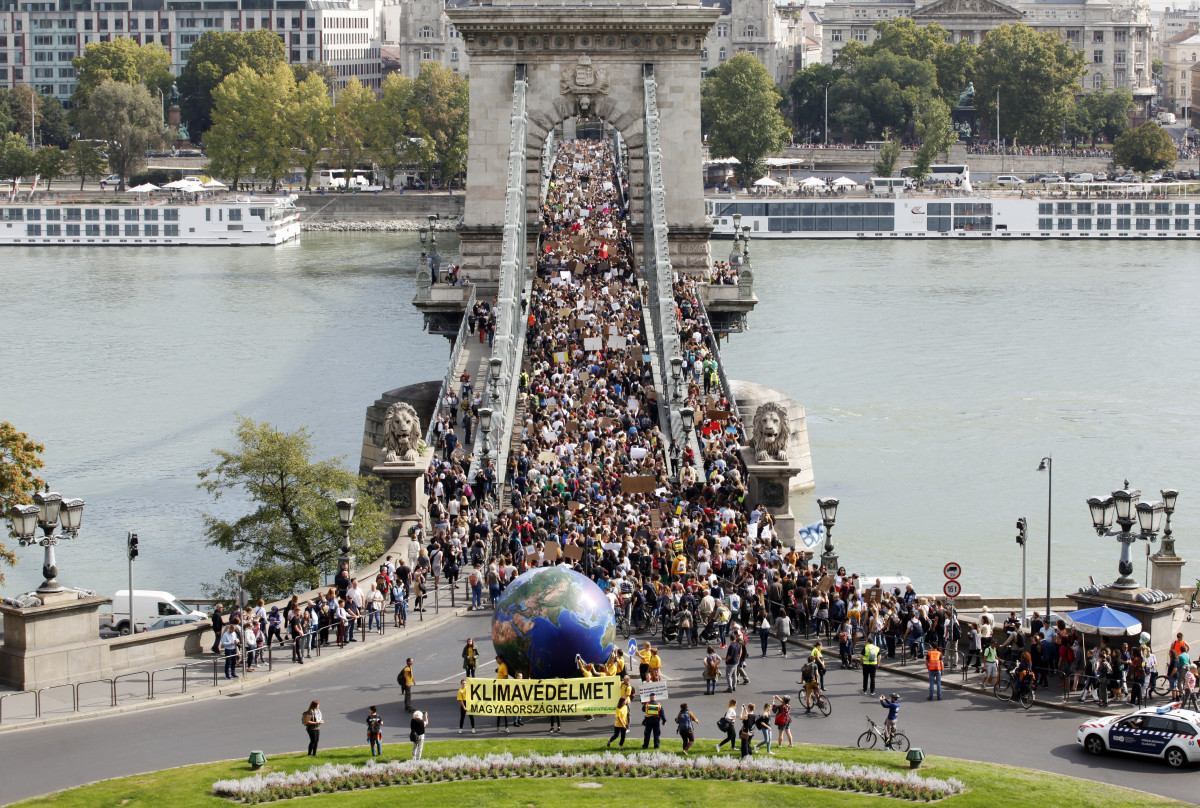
127,531,139,560
1015,517,1027,547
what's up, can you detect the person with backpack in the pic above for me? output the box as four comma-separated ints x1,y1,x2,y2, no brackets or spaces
861,638,881,695
702,645,721,694
676,702,698,754
366,706,383,756
771,694,793,747
302,700,323,756
398,657,415,712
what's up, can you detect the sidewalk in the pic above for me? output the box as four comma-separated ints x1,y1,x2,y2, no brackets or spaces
0,573,477,732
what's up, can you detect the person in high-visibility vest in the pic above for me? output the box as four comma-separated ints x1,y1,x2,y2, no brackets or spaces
926,646,944,700
861,640,881,696
641,694,665,749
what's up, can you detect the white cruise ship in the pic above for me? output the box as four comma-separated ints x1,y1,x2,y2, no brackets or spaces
707,190,1200,240
0,194,302,246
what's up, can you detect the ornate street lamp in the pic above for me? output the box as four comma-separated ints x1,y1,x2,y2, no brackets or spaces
1037,456,1052,625
6,488,85,594
670,356,683,400
680,405,694,440
741,225,751,261
817,496,839,569
1160,489,1180,556
1085,481,1176,589
489,356,503,401
336,496,356,573
728,213,743,264
479,407,494,459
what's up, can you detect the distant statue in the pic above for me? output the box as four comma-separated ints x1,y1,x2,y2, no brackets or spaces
748,401,791,463
169,81,181,107
956,82,976,109
382,402,422,462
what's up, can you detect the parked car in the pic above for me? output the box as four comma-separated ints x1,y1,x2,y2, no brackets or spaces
1041,174,1066,184
995,174,1025,187
1113,173,1136,182
1078,705,1200,768
1094,173,1108,181
99,174,121,189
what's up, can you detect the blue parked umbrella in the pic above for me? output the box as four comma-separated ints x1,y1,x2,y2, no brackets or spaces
1063,605,1142,637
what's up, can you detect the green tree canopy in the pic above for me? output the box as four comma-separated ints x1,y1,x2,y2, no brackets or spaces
787,63,844,143
873,134,903,177
332,77,375,181
1113,122,1178,175
411,62,469,187
1,422,45,583
0,87,70,148
198,416,388,601
910,98,955,179
71,39,172,115
371,73,420,189
66,140,108,191
75,80,163,191
178,30,285,140
702,53,791,183
206,63,297,189
833,50,938,141
293,72,335,190
34,146,66,189
1076,85,1135,145
0,131,35,183
973,23,1086,145
862,19,977,109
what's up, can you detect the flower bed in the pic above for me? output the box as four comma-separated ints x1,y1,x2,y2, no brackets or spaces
212,751,965,803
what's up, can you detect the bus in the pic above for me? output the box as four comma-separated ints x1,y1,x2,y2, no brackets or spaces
900,164,970,185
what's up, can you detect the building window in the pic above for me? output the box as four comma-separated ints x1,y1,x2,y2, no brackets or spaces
853,28,869,42
1093,31,1104,43
1093,50,1104,64
421,48,432,60
450,49,458,61
718,46,727,62
1093,73,1103,88
830,29,842,42
1114,51,1125,64
420,25,433,38
743,24,757,37
1114,30,1126,43
701,47,708,60
715,24,728,37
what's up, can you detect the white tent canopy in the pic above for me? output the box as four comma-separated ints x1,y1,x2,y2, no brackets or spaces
753,177,782,187
163,179,204,190
125,183,159,193
799,177,826,187
831,176,858,187
202,179,228,189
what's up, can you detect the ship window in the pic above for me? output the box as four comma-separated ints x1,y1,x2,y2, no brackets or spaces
1075,203,1092,215
1058,219,1072,230
164,209,179,221
46,209,60,221
65,208,81,221
1096,203,1111,215
165,224,180,236
929,203,952,216
250,208,266,219
1096,218,1111,230
105,224,120,236
105,209,120,221
1176,219,1190,230
46,224,60,236
26,224,41,235
1038,218,1053,229
1077,219,1092,231
85,209,99,221
1116,218,1131,230
1176,203,1190,215
1056,203,1073,215
955,216,992,230
1134,203,1150,215
144,224,159,236
928,216,951,232
228,208,242,221
1155,203,1170,215
85,224,99,236
25,209,40,221
1038,203,1052,215
66,224,80,236
125,224,139,236
124,209,139,221
143,209,158,221
206,208,211,221
1136,218,1150,230
1117,204,1131,216
1156,218,1171,230
5,209,22,221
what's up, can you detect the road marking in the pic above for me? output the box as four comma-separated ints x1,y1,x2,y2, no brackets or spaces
432,659,496,684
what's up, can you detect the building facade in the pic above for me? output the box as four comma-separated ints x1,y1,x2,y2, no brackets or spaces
821,0,1153,93
1162,28,1199,121
0,0,381,106
380,0,467,78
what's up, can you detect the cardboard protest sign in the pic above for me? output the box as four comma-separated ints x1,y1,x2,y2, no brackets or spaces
621,475,657,493
584,337,602,352
562,544,585,562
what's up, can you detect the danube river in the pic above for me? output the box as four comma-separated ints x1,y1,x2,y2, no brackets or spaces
2,234,1198,602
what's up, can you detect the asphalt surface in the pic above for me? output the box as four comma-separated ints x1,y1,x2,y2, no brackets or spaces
1,610,1195,805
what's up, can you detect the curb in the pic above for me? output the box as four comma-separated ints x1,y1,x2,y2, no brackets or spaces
0,606,470,735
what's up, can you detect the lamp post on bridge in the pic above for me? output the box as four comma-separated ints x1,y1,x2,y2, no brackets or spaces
335,497,356,574
670,356,683,400
489,356,503,403
7,488,86,594
479,407,493,460
817,496,839,570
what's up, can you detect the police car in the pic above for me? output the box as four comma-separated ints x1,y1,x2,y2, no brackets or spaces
1077,705,1200,768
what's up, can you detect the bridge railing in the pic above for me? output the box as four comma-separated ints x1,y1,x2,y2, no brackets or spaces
642,73,702,472
540,129,555,204
467,71,530,489
423,285,479,448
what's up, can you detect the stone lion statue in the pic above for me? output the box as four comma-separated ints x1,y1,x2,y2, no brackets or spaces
382,402,422,463
748,401,790,463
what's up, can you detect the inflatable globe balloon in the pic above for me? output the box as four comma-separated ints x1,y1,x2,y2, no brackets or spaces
491,566,616,679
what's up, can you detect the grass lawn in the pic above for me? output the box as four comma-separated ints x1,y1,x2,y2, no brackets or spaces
11,738,1187,808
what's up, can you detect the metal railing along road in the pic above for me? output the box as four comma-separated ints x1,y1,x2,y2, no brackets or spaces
423,284,479,448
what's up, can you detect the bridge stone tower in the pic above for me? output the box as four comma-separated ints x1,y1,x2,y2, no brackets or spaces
448,0,720,283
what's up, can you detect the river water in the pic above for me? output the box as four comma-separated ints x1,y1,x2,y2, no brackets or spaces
2,234,1198,601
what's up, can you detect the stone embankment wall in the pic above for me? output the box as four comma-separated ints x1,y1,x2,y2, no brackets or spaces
773,144,1162,177
298,192,465,224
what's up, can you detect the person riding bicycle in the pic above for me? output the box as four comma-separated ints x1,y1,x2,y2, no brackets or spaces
880,692,900,740
800,655,822,709
1012,651,1035,700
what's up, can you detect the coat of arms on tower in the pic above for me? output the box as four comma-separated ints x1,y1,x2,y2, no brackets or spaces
560,55,610,97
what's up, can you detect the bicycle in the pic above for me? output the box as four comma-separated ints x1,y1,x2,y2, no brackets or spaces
796,682,831,717
994,666,1036,709
1187,580,1199,622
857,715,910,752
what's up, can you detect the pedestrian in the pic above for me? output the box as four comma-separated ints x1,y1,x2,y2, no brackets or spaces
289,607,304,664
703,645,721,695
366,706,383,756
774,611,791,656
302,700,323,756
925,644,943,700
716,698,738,752
754,701,774,754
771,694,794,747
862,637,880,695
676,702,698,754
982,639,998,687
739,703,756,758
210,603,224,654
399,657,415,712
410,710,429,760
495,654,510,733
457,679,476,734
220,622,240,679
648,646,663,681
607,695,629,748
724,638,742,692
641,693,665,749
463,638,479,676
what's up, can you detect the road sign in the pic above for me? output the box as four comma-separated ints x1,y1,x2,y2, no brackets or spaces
627,638,638,657
943,580,962,599
943,562,962,580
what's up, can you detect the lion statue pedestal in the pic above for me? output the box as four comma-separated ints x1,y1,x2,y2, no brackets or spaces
739,446,806,550
372,402,430,534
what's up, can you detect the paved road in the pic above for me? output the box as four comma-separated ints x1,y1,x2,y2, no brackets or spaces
0,611,1193,805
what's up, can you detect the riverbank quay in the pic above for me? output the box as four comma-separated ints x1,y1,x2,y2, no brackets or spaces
297,191,464,223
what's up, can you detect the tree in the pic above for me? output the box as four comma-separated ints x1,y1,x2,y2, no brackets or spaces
411,62,469,187
75,80,163,191
787,63,843,143
71,39,172,116
1077,85,1135,145
291,62,338,92
702,53,790,184
0,422,46,584
177,30,286,140
34,147,65,189
293,73,334,190
331,78,375,184
832,51,938,141
197,417,388,602
206,64,296,190
66,140,108,191
910,99,954,180
0,87,70,149
973,23,1085,145
1113,122,1178,175
873,134,903,177
371,73,417,189
864,19,976,109
0,131,34,184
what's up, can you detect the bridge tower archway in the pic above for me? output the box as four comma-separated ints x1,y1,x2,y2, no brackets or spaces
448,1,720,284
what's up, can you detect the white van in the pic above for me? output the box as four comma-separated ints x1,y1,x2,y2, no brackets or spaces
994,174,1025,187
107,590,207,635
868,177,911,196
1157,112,1177,126
317,169,369,189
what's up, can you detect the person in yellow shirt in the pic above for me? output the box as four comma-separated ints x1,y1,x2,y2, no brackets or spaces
607,696,629,748
495,654,510,734
648,647,663,682
619,674,634,703
638,641,652,681
671,552,687,577
457,679,475,734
